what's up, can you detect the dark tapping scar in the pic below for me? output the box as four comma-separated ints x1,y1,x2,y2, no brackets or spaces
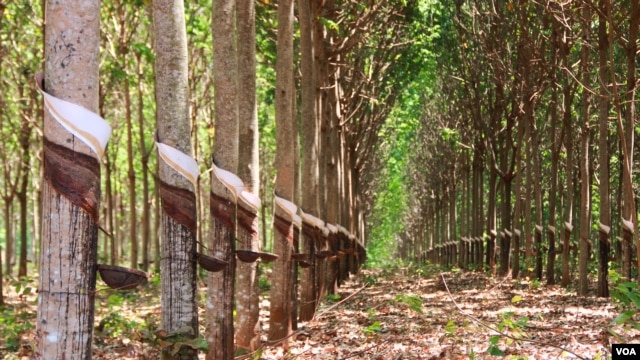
237,202,258,236
44,137,100,221
158,180,197,234
210,192,235,230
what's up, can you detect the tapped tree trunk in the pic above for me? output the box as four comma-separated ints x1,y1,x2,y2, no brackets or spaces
36,1,102,358
298,0,320,323
207,0,238,358
235,0,261,352
269,0,296,346
152,0,199,358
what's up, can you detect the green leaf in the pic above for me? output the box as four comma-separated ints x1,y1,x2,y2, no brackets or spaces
489,335,501,345
184,337,209,352
511,295,522,304
610,310,636,325
487,344,505,356
444,320,457,335
364,321,382,335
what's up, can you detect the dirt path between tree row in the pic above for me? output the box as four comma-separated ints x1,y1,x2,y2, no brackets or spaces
260,269,635,359
2,268,637,359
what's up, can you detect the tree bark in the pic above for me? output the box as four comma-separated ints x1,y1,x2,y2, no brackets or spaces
596,0,611,297
136,51,152,272
298,0,320,323
152,0,199,358
235,0,261,352
269,0,295,346
207,0,238,358
36,1,102,358
578,4,592,295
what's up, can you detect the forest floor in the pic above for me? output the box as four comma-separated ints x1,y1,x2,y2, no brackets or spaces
1,265,638,359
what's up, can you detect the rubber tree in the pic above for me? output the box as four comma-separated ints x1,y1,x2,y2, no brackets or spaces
152,0,200,358
36,0,106,358
268,0,296,346
207,0,238,358
235,0,262,352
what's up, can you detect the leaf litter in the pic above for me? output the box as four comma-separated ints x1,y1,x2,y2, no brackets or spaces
1,268,639,359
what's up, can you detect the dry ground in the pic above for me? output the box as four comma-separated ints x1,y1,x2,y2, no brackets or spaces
1,266,638,359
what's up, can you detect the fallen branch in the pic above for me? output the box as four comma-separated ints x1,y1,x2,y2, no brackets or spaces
439,272,589,360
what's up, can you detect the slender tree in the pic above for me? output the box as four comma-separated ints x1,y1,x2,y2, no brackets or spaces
269,0,295,346
578,3,592,296
596,0,611,297
152,0,199,358
207,0,238,358
235,0,261,352
36,0,104,358
298,0,320,322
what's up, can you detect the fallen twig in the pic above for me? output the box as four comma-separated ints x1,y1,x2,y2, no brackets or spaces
439,272,589,360
313,284,368,321
340,339,391,360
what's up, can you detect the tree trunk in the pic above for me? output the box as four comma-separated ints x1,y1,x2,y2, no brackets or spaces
18,93,32,277
531,108,543,280
124,63,138,270
596,0,611,297
36,1,103,358
235,0,261,352
269,0,295,346
104,150,117,265
152,0,199,358
136,51,151,272
486,169,497,274
298,0,320,322
3,198,14,276
561,78,575,287
207,0,239,358
624,0,638,280
499,176,512,276
578,4,592,295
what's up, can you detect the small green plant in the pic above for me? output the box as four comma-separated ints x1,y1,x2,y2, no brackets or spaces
96,311,139,338
0,307,35,352
258,276,271,292
366,307,376,319
9,275,36,301
363,321,382,335
395,294,423,314
106,293,125,308
325,293,341,303
362,274,377,286
149,272,161,287
155,326,209,356
486,335,504,356
444,320,457,336
529,279,541,290
485,312,529,355
609,267,622,285
609,281,640,339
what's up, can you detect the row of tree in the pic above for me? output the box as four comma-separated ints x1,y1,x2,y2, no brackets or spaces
398,0,639,297
0,0,434,358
